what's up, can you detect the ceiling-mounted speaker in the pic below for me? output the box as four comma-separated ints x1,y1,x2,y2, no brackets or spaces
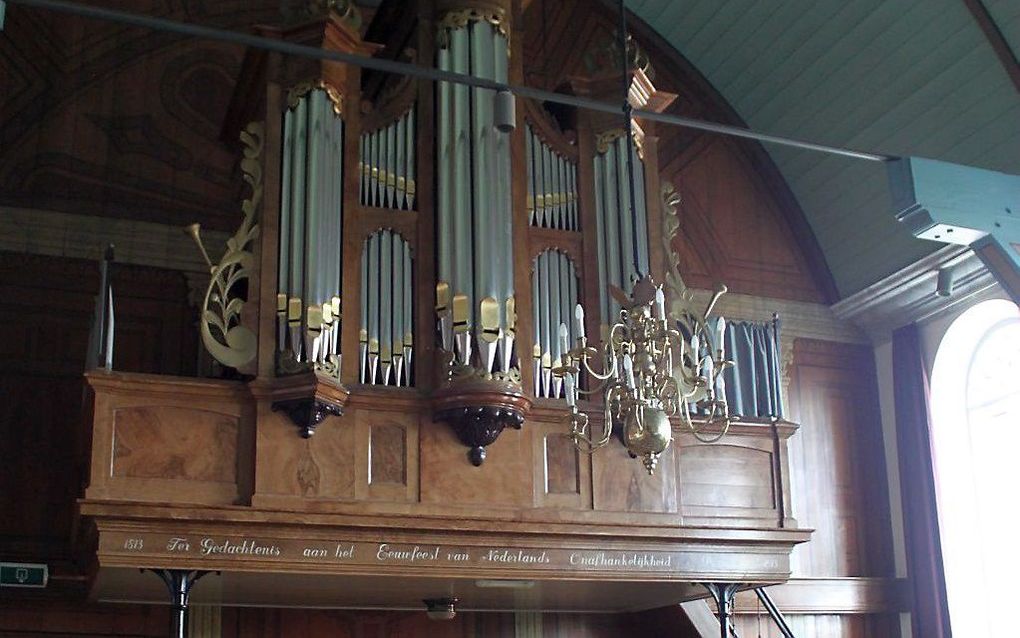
936,267,955,297
494,89,516,133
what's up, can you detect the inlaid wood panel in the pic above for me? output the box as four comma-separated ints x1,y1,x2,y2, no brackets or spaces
529,418,592,510
353,406,419,503
419,418,534,508
592,434,678,514
112,406,238,482
255,408,355,501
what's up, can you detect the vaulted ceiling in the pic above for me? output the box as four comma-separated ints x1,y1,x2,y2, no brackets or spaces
626,0,1020,296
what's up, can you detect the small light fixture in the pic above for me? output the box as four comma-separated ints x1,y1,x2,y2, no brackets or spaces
423,597,458,621
936,267,955,297
494,89,516,133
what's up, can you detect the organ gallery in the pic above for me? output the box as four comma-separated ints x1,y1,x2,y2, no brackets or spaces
4,1,1019,637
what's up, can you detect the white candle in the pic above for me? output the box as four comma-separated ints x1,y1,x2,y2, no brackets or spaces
558,323,570,363
574,304,586,340
623,354,635,389
690,334,700,360
654,288,666,320
714,316,726,356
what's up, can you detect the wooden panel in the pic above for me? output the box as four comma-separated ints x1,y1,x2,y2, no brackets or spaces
112,406,237,482
666,138,825,303
678,444,775,510
369,423,406,486
732,612,901,638
419,416,534,508
353,405,419,503
592,432,678,514
255,408,355,500
786,339,894,578
530,417,592,510
545,433,580,495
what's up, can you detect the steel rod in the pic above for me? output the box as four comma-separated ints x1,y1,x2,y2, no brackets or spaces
7,0,891,163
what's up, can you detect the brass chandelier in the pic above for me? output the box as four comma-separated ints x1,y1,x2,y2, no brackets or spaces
551,0,733,475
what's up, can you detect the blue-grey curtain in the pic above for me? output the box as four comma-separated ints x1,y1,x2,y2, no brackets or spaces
719,319,784,419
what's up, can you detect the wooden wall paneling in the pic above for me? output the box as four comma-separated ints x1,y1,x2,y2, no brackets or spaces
252,405,355,503
353,403,419,502
0,602,165,637
529,415,592,510
732,612,901,638
85,372,250,506
419,411,535,508
591,419,678,514
0,253,198,562
663,138,826,303
675,422,790,528
786,339,894,578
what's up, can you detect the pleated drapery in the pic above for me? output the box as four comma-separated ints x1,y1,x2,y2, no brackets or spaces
718,319,785,419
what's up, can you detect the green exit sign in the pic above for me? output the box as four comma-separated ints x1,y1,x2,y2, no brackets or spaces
0,563,48,588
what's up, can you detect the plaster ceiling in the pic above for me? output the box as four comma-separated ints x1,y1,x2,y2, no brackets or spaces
626,0,1020,297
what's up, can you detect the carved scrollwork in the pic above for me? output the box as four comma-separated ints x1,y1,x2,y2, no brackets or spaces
200,121,263,370
287,80,344,116
436,8,509,48
438,405,525,466
595,127,644,158
660,181,697,318
436,349,523,386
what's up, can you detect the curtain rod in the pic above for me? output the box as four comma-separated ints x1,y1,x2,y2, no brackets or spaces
8,0,892,162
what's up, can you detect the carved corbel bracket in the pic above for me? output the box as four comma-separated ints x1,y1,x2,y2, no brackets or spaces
253,371,349,438
432,380,531,466
272,398,343,438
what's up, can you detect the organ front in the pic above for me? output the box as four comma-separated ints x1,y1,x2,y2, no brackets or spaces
78,0,810,627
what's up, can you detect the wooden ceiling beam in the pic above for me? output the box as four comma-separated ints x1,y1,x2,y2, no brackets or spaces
962,0,1020,94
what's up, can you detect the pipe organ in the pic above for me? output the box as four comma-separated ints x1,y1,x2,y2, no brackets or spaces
527,123,580,230
277,86,346,378
359,108,416,210
435,18,515,378
359,229,414,386
594,131,650,331
531,249,580,399
82,0,811,621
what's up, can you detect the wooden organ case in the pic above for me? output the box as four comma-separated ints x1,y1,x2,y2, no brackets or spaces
79,0,811,618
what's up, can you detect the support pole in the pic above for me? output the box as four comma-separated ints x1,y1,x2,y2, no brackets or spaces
144,569,208,638
702,582,740,638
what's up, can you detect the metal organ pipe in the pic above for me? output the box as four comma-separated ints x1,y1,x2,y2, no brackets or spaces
359,109,416,211
435,19,515,375
525,123,579,231
360,230,414,386
593,134,651,328
532,249,580,398
277,88,344,373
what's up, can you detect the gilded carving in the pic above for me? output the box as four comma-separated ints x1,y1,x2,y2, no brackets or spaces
287,80,344,116
660,181,696,320
199,121,263,370
583,32,655,81
436,8,509,48
595,127,644,158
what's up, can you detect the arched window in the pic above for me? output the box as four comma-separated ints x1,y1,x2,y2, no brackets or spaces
930,299,1020,637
